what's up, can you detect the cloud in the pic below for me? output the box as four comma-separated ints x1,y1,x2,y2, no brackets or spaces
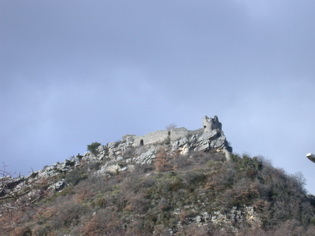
1,0,315,192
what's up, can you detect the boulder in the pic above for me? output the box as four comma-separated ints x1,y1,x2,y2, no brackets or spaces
49,180,66,191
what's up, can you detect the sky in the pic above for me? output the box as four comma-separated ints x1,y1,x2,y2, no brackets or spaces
1,0,315,193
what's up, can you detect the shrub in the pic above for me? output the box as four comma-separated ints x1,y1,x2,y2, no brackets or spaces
87,142,101,156
51,200,87,229
154,148,172,171
166,123,177,130
80,208,123,235
65,169,88,186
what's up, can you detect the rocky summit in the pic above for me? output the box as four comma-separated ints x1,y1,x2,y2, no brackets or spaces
1,115,315,236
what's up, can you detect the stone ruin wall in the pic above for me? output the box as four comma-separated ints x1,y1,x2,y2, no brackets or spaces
134,130,169,146
125,128,200,147
169,128,190,141
122,115,231,160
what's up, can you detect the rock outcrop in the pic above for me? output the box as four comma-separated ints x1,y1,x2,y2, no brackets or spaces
0,115,232,203
123,115,231,154
193,206,261,232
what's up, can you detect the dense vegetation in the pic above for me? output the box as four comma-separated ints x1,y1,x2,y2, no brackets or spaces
1,147,315,235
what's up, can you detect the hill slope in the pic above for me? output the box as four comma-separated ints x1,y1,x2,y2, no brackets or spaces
1,116,315,235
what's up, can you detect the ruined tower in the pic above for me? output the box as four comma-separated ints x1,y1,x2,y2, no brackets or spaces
203,115,222,136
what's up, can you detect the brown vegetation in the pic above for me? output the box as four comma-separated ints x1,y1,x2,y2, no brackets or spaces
1,149,315,235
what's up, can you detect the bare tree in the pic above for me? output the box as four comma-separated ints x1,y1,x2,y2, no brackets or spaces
0,163,41,229
166,123,177,130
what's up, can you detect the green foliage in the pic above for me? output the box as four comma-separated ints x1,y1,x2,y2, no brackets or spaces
87,142,101,156
65,169,88,186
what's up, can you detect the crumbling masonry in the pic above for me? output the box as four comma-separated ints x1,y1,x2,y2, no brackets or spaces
123,115,232,160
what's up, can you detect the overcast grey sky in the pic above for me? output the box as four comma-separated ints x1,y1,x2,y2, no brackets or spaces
1,0,315,192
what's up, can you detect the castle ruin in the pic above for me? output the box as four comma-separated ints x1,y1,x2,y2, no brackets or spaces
123,115,232,160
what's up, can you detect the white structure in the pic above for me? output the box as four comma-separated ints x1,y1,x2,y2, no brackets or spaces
306,153,315,163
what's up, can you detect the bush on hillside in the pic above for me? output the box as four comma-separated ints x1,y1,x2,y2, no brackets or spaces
87,142,101,156
1,149,315,235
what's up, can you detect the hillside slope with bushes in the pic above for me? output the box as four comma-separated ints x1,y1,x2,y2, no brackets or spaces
1,143,315,235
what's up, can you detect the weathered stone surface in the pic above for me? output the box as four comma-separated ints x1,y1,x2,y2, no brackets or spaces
93,115,232,172
170,128,189,142
193,206,261,232
97,145,105,152
49,180,66,191
104,164,120,174
133,148,156,165
124,115,232,160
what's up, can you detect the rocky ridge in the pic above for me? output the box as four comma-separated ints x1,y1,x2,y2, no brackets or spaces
0,116,246,228
1,115,231,195
2,115,313,235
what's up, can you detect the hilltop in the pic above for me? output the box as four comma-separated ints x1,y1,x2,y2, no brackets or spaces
1,116,314,235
